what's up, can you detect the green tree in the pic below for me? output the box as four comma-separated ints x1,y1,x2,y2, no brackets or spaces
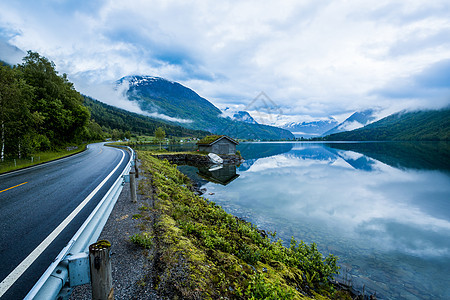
17,51,90,146
0,64,34,160
111,129,121,141
155,127,166,150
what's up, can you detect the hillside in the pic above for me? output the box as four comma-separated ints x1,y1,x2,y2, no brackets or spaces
119,75,294,140
323,109,378,136
83,96,209,138
325,108,450,141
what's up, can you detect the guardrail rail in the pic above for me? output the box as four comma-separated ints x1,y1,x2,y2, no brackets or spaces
24,146,135,299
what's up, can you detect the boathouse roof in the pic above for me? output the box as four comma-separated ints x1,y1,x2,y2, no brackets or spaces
196,135,239,146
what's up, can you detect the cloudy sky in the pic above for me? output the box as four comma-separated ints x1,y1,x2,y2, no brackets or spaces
1,0,449,124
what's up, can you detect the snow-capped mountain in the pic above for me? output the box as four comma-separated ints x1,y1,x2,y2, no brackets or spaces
123,75,176,86
222,108,258,124
281,118,339,138
233,111,258,124
323,109,380,136
116,75,294,140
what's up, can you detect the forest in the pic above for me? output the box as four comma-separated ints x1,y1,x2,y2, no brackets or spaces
0,51,103,161
83,96,209,139
0,51,213,163
325,108,450,141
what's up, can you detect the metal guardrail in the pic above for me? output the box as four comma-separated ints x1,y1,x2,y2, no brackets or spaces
24,146,135,299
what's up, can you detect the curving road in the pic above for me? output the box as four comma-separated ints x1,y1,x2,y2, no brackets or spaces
0,143,130,300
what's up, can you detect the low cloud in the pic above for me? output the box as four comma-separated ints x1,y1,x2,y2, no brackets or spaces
0,40,24,64
372,59,450,110
77,78,192,124
1,0,449,121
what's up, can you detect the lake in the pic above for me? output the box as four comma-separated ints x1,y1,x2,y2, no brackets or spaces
178,142,450,300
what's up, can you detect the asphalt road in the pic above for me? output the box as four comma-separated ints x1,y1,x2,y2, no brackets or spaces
0,143,130,299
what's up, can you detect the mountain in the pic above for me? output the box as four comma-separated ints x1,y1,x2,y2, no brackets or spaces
323,109,379,136
327,142,450,172
325,108,450,141
282,118,338,138
221,107,258,124
119,75,221,125
118,75,294,140
232,111,257,124
83,96,210,138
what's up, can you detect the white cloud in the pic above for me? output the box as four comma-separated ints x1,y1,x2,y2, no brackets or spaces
0,0,449,121
79,78,192,124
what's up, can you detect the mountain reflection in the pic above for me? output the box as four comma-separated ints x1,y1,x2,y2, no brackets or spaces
202,142,450,299
237,141,450,173
326,141,450,172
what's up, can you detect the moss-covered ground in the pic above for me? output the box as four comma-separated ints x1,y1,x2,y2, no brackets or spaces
196,135,225,145
135,151,351,299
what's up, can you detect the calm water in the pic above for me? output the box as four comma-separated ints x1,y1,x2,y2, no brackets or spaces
179,142,450,300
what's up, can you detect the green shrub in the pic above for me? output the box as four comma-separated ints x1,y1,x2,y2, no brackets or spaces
244,272,296,300
130,232,153,249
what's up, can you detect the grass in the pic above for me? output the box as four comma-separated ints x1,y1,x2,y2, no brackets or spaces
0,144,87,174
136,151,346,299
197,135,224,145
130,232,153,249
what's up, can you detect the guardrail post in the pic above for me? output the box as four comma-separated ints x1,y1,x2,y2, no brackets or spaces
89,240,113,300
134,158,139,178
130,171,137,203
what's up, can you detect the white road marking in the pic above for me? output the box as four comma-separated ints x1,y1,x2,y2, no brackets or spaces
0,147,125,297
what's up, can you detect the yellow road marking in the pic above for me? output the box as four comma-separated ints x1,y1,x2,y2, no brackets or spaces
0,182,28,194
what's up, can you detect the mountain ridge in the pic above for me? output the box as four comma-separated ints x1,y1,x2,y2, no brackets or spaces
83,95,210,138
118,75,294,140
325,108,450,141
323,109,379,136
282,118,339,138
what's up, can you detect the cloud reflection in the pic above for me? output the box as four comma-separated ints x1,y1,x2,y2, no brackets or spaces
208,144,450,258
202,142,450,298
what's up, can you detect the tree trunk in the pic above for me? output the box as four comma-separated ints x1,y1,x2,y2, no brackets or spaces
1,121,4,162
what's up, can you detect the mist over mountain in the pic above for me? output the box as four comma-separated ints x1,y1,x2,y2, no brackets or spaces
325,108,450,141
0,40,25,65
221,108,258,125
83,96,210,138
118,75,294,140
324,109,380,136
281,118,339,138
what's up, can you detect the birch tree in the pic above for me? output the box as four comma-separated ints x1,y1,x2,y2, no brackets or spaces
0,64,33,160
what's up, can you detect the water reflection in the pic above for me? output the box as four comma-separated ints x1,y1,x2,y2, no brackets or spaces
327,141,450,172
194,142,450,299
198,165,239,185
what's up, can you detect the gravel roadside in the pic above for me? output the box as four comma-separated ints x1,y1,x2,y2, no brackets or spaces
70,170,164,300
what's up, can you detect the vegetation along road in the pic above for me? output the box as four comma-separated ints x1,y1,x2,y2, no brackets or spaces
0,143,130,299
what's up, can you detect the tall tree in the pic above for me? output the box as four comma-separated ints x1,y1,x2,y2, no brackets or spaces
155,127,166,150
0,64,34,160
17,51,90,146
